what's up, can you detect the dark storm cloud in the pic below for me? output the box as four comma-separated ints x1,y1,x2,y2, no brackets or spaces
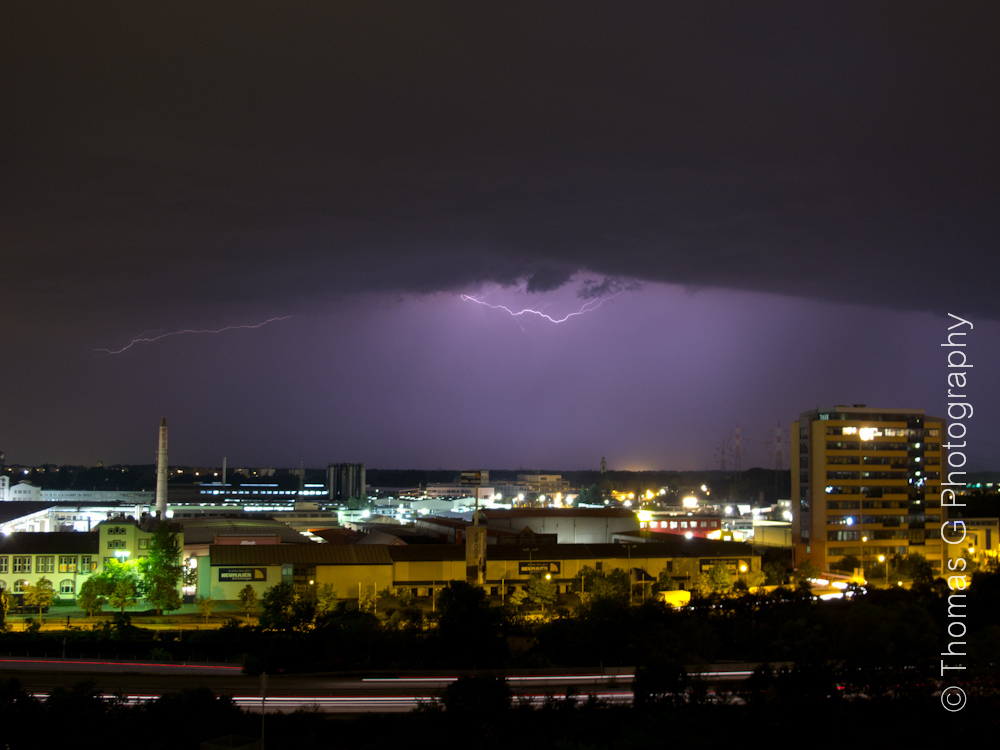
526,266,576,294
1,1,997,326
578,277,642,300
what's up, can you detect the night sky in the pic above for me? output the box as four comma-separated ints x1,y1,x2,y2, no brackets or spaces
2,3,997,471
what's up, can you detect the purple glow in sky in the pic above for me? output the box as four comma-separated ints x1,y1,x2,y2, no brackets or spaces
3,277,996,471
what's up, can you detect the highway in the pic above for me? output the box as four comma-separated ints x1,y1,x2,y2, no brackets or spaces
0,658,767,713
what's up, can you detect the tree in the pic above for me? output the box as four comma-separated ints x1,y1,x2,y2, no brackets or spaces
508,589,528,609
182,558,198,588
102,559,140,614
138,522,183,615
691,574,715,598
656,570,679,592
889,553,934,586
196,595,217,623
435,581,505,660
746,569,767,589
440,674,511,717
237,585,258,622
109,579,138,614
707,563,732,592
23,578,55,622
633,660,687,710
260,582,297,630
315,584,339,615
77,578,107,617
794,559,821,583
0,587,12,628
574,566,629,604
763,561,787,585
526,573,557,613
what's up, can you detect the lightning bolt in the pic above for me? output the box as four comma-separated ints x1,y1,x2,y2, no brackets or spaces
460,293,619,323
94,316,292,354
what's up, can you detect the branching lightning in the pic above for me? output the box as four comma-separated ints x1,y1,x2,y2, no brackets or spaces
460,293,619,323
94,316,292,354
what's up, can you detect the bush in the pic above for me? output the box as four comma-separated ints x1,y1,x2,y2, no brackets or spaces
441,674,511,716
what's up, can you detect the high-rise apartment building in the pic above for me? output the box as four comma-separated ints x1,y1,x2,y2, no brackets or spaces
792,406,946,574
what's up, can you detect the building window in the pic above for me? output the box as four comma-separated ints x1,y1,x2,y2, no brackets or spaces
36,556,54,574
81,556,95,572
58,556,77,573
60,580,75,595
0,557,7,574
139,539,149,550
12,557,30,574
13,579,29,594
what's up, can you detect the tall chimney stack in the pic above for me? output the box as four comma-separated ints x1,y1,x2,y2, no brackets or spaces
155,417,168,517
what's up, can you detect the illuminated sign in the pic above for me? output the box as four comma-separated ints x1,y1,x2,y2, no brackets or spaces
460,471,484,486
699,559,742,574
219,567,267,582
519,561,560,575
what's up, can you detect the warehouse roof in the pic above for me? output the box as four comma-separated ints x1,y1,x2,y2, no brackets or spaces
0,531,99,554
209,544,392,566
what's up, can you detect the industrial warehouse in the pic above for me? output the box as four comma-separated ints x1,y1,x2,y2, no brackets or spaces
196,538,761,603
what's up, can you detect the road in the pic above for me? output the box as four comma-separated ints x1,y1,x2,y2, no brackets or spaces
0,659,770,713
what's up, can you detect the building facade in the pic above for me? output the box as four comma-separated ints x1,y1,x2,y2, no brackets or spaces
0,519,183,604
197,539,761,601
792,406,946,574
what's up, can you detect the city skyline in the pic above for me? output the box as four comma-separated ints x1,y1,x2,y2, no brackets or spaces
2,4,997,470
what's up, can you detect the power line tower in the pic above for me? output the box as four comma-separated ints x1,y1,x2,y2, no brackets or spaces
714,437,730,471
771,423,788,471
732,423,745,472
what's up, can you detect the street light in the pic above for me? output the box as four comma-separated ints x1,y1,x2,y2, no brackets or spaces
878,555,887,586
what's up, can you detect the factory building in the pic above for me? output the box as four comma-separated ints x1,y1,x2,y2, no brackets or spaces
195,538,759,601
462,508,640,544
328,463,366,502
